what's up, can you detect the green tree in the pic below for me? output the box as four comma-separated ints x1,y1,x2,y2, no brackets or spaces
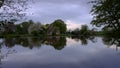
71,28,80,35
52,19,67,34
21,21,33,34
90,0,120,30
16,20,34,34
79,25,89,35
16,24,23,34
28,22,47,35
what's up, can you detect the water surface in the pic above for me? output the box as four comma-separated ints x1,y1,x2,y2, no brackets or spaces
0,36,120,68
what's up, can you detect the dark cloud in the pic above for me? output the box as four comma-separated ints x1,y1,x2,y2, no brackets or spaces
26,0,93,27
34,0,87,4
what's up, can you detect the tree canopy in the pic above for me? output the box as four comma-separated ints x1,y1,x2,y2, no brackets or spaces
90,0,120,30
0,0,31,22
52,19,67,34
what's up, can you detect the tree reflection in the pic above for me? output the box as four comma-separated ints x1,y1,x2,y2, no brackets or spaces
102,35,120,51
0,36,66,50
0,48,17,68
71,35,96,45
0,38,17,68
0,36,66,68
2,35,120,51
4,38,16,48
44,36,66,50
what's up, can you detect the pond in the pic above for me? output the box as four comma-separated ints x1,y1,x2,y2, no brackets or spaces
0,36,120,68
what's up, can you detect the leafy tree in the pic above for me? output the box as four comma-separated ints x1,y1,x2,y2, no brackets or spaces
28,23,44,35
21,21,33,34
51,19,67,34
71,28,80,35
0,0,31,21
90,0,120,30
16,20,34,34
79,25,89,35
71,25,90,36
31,30,39,36
16,24,23,34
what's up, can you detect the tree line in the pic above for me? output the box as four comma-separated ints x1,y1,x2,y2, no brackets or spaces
0,19,67,36
0,0,120,36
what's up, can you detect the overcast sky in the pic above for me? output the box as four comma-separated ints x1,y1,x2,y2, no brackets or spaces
26,0,93,30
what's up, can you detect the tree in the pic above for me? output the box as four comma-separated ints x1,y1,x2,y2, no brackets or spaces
79,25,89,35
51,19,67,34
0,0,31,22
90,0,120,30
16,20,34,34
21,21,33,34
0,0,4,8
16,24,23,34
71,28,80,35
28,23,44,35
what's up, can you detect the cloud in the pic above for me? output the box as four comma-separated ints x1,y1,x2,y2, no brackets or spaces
65,20,84,30
25,0,93,27
33,0,90,5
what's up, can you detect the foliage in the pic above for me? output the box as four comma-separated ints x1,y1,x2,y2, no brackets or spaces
31,30,39,36
0,19,67,35
79,25,89,35
71,28,80,35
15,24,23,34
0,0,31,21
90,0,120,30
70,25,91,36
16,20,34,34
52,19,67,34
28,23,45,35
0,19,97,36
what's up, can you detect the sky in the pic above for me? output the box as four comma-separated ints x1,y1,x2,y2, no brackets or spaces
26,0,93,30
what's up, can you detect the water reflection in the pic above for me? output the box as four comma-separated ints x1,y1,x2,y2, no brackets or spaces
0,38,17,68
0,36,67,68
0,36,66,50
0,36,120,68
69,35,120,50
70,36,97,45
1,35,120,50
0,36,120,50
102,35,120,51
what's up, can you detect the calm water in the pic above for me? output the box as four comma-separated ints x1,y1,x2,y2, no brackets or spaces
0,36,120,68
